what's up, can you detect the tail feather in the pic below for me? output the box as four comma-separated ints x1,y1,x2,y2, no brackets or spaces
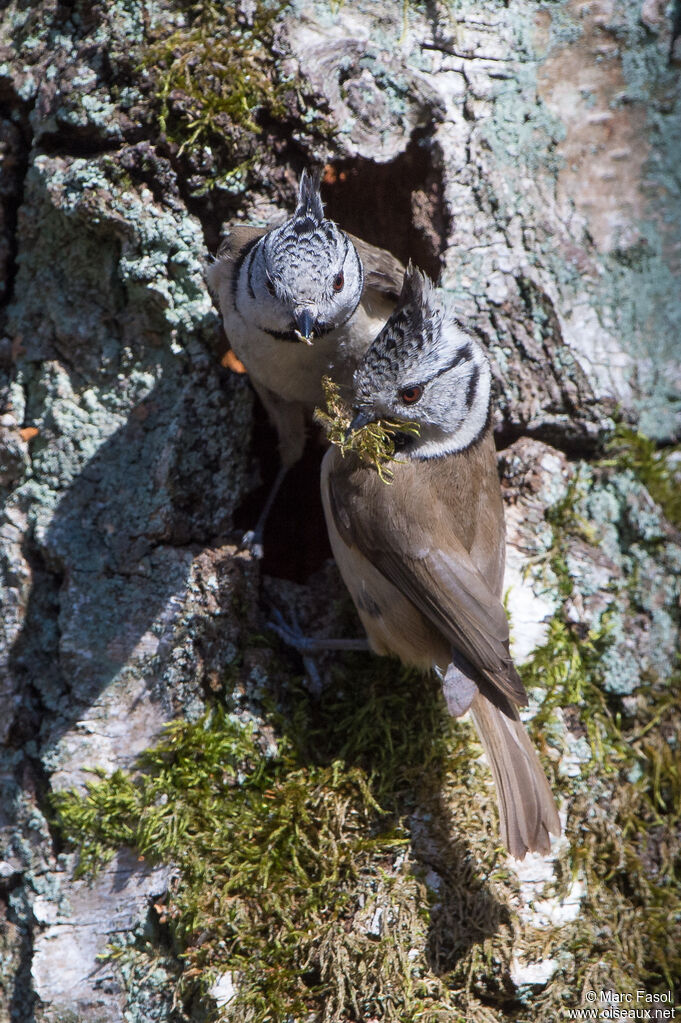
469,694,561,859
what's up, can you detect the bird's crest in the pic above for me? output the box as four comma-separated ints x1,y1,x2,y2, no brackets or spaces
396,261,437,320
295,167,324,224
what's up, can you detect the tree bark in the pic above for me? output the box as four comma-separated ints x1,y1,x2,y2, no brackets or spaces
1,0,679,1020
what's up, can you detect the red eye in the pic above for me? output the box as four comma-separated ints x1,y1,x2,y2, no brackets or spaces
332,271,344,292
400,385,423,405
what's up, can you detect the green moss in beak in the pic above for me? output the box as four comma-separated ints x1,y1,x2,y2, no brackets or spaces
314,376,420,484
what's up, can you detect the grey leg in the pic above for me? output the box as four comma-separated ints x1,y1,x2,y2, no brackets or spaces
269,608,370,654
241,464,289,559
269,607,370,693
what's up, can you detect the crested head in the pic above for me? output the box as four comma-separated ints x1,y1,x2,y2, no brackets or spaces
351,263,492,459
237,167,364,343
295,167,325,224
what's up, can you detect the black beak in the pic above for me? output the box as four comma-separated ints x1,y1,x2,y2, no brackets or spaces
345,408,375,439
294,308,315,342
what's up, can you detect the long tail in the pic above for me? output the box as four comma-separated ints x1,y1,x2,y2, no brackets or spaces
469,693,561,859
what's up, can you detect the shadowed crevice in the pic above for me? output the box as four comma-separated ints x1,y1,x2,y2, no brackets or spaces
233,390,332,583
2,881,37,1023
0,110,32,316
322,129,449,282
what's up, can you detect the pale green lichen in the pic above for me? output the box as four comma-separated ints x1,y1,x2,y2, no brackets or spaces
602,425,681,530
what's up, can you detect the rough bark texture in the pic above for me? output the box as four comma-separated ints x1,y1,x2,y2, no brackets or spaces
0,1,680,1021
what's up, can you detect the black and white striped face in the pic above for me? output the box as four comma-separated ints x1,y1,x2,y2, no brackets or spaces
351,265,492,458
239,169,364,344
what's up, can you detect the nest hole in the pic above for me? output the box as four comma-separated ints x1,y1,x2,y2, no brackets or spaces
233,393,331,582
321,129,448,282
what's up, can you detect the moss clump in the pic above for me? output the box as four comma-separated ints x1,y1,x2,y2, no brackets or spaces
144,0,290,159
603,425,681,529
315,376,420,484
51,647,525,1023
514,453,681,1011
52,709,397,1018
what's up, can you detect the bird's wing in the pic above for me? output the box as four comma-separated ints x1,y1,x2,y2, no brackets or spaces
347,234,405,299
205,225,268,298
379,545,526,705
216,224,267,261
326,465,527,706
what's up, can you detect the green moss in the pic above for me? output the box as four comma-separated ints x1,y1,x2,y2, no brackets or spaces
52,658,517,1022
315,376,420,484
603,425,681,530
54,709,381,1017
143,0,303,163
513,453,681,1008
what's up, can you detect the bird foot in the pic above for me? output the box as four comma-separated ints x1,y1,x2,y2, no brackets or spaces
268,608,314,653
269,608,370,655
240,529,264,560
268,608,324,691
268,608,370,693
441,663,478,718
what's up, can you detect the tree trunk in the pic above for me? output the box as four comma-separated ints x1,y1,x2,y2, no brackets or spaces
1,1,679,1020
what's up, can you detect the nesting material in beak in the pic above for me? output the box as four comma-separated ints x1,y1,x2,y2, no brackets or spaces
294,309,315,345
345,409,375,439
314,377,420,484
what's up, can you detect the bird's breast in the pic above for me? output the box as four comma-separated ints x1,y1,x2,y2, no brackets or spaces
221,287,394,405
230,325,353,405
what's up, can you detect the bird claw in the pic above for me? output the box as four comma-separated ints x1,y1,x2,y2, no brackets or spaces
268,608,323,692
268,608,315,654
240,529,264,560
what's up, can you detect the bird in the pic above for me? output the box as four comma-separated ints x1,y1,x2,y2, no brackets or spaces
206,168,404,554
320,263,561,859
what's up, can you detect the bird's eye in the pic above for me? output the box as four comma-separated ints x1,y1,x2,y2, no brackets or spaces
400,385,423,405
266,277,276,297
332,271,344,292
